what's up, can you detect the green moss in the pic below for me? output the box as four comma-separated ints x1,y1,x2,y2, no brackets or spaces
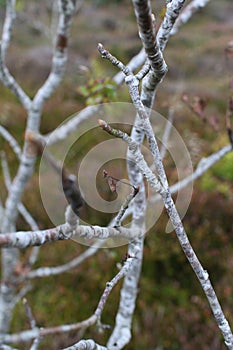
200,173,217,191
212,152,233,181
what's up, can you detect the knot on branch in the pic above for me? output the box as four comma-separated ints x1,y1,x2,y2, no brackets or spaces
97,43,108,58
59,0,77,16
56,34,68,53
125,75,139,87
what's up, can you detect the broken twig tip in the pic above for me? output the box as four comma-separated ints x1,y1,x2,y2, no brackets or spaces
97,43,103,51
98,119,106,128
97,43,108,58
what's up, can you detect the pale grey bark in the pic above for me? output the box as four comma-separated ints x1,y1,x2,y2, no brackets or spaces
0,223,139,249
63,339,107,350
108,1,167,347
157,0,186,52
170,0,211,35
107,237,144,349
98,0,233,348
0,0,232,349
26,240,104,278
0,252,137,345
0,0,78,334
150,144,232,204
0,126,21,160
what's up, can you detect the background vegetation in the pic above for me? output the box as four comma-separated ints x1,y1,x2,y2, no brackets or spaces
0,1,232,349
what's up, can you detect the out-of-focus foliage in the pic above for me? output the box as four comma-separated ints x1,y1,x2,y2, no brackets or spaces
77,76,117,105
93,0,125,6
212,152,233,181
1,0,233,349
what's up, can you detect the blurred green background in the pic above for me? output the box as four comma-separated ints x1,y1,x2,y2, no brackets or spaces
0,0,233,349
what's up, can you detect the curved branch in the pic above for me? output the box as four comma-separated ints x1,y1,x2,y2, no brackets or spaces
26,240,104,278
31,0,77,112
1,250,138,346
150,144,232,204
170,0,211,36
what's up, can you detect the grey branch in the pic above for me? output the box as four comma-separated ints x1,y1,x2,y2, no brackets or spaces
113,48,146,85
1,251,138,346
0,43,32,110
99,122,233,348
157,0,186,52
150,144,233,204
0,345,19,350
94,248,140,323
0,126,21,160
170,0,211,35
44,0,210,147
160,108,174,161
63,339,107,350
26,240,104,279
0,152,39,231
1,0,16,57
0,315,97,344
0,224,140,249
98,119,164,194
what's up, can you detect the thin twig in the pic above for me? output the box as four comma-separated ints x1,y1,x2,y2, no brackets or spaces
0,126,21,160
26,240,104,279
23,298,36,329
150,144,232,204
94,250,139,323
13,284,32,309
98,119,164,194
160,108,174,161
226,95,233,147
0,152,39,232
135,59,151,81
0,315,97,344
98,43,131,76
0,251,139,346
113,186,139,228
170,0,210,36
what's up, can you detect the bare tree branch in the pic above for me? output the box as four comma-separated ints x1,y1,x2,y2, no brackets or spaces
0,345,19,350
132,0,168,108
0,1,232,349
0,44,32,110
98,116,233,349
0,1,79,334
226,95,233,147
63,340,107,350
26,240,104,279
1,0,16,57
0,315,97,344
0,222,140,249
1,252,138,346
170,0,211,36
157,0,186,52
0,152,39,231
113,48,146,85
150,144,232,204
160,108,174,161
0,126,21,160
0,1,31,110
